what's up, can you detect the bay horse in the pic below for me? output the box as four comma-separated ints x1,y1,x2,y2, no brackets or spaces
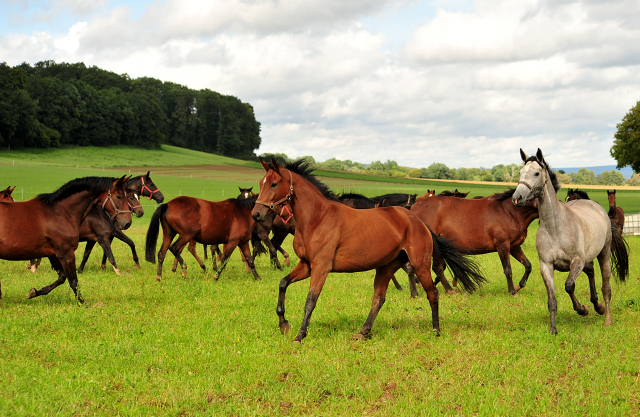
77,173,164,273
0,176,131,302
0,186,15,201
409,188,539,296
145,195,262,281
607,190,624,232
513,148,628,334
251,159,485,342
371,193,417,208
565,188,590,202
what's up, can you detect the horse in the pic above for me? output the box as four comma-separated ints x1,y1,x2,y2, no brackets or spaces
424,189,436,197
0,176,131,303
76,173,165,274
607,190,625,231
439,189,469,198
145,195,262,281
513,148,629,334
0,186,15,202
371,193,417,208
251,159,485,342
409,188,539,296
565,188,590,202
337,193,380,209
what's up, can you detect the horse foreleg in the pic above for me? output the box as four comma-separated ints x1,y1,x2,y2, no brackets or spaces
260,232,283,271
411,260,440,335
239,240,261,280
78,241,97,274
113,230,140,270
432,253,455,295
565,258,588,317
540,262,558,334
185,240,206,271
156,230,175,282
203,244,208,260
355,262,400,340
100,236,114,270
294,262,331,343
401,262,419,298
497,245,517,295
271,231,291,267
583,261,605,315
168,237,190,278
510,245,532,291
277,261,311,336
215,243,238,280
97,236,120,276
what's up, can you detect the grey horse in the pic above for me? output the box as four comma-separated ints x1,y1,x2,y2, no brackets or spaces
512,148,629,334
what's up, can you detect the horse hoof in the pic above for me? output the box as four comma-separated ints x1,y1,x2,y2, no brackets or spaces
30,265,37,273
292,340,301,346
351,333,366,341
284,260,291,267
181,272,187,278
213,274,219,281
156,276,162,282
446,290,456,295
451,281,458,287
113,268,121,276
28,288,37,299
101,265,107,270
514,284,521,292
604,318,612,326
595,304,605,315
134,264,141,270
432,328,441,337
578,306,589,316
280,322,291,335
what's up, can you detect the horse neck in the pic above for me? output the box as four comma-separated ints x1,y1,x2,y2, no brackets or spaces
55,189,105,225
126,177,143,194
288,172,332,232
506,198,539,225
536,171,563,232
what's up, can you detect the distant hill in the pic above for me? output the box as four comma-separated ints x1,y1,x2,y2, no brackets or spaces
556,165,634,179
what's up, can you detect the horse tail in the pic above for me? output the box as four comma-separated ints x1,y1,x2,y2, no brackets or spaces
430,229,486,293
145,204,168,263
610,222,629,282
251,232,267,258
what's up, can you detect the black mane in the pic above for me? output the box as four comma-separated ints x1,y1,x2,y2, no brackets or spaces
492,188,517,201
524,155,561,193
280,159,338,201
233,194,258,209
438,190,455,196
37,176,116,206
567,188,590,200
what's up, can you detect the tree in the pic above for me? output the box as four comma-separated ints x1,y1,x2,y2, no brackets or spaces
626,173,640,186
596,170,625,186
424,162,456,179
408,168,421,178
570,168,597,185
611,100,640,172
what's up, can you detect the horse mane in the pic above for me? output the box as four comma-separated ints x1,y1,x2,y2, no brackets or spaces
572,189,590,200
371,193,417,200
438,190,455,196
281,159,338,201
492,189,516,201
524,155,561,192
37,176,116,206
233,195,258,209
338,192,371,200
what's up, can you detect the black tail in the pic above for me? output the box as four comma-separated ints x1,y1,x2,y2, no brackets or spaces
430,230,486,293
251,232,267,258
145,204,168,263
610,222,629,282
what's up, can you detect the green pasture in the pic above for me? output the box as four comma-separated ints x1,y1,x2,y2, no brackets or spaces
0,149,638,416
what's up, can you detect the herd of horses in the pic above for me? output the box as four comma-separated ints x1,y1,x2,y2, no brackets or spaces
0,149,630,340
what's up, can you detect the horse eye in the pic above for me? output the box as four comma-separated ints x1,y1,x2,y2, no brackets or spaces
534,172,539,176
270,182,277,188
117,195,123,199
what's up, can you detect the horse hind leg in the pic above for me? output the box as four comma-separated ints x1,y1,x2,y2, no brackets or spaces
565,258,588,316
400,262,419,298
355,261,401,340
497,245,517,295
510,245,532,291
277,261,311,336
239,240,261,280
432,252,455,295
597,249,613,326
582,261,606,315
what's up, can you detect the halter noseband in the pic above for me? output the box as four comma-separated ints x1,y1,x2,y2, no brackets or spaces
518,161,549,195
102,190,131,220
256,169,295,224
141,176,161,200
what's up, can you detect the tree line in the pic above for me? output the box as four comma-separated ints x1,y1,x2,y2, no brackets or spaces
261,153,631,186
0,61,261,158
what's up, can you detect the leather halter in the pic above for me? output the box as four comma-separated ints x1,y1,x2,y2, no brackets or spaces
518,161,549,195
127,191,143,211
256,169,295,224
141,176,161,200
101,190,131,220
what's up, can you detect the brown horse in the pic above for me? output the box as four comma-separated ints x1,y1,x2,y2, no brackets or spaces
410,190,539,296
251,159,484,342
0,176,131,302
145,195,261,281
0,186,15,201
607,190,624,232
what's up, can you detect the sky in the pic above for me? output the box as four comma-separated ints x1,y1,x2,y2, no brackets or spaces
2,0,640,169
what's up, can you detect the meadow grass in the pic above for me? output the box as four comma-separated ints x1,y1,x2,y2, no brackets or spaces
0,152,638,416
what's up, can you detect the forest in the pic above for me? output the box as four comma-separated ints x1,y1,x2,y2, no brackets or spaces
0,61,261,159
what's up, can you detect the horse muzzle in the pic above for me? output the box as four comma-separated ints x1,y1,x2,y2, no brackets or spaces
252,206,267,222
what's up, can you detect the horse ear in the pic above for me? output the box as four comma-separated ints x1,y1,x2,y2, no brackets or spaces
613,189,616,194
249,187,253,192
520,148,529,162
238,186,242,192
9,186,15,194
146,171,150,177
536,148,544,161
260,159,270,172
271,158,281,174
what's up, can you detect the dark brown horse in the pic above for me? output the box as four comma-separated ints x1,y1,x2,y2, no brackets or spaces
410,190,539,296
371,193,417,208
565,188,590,202
0,176,131,302
251,159,484,342
145,195,262,281
77,173,165,273
0,186,15,201
607,190,624,232
439,189,469,198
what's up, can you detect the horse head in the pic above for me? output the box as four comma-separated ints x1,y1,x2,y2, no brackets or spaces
513,148,548,206
139,171,164,203
252,158,293,222
607,189,616,208
0,186,15,202
238,187,255,199
102,176,133,230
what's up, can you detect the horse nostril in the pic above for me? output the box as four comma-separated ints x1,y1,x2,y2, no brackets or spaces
123,222,131,230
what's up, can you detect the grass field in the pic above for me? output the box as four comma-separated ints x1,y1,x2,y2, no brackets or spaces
0,147,639,416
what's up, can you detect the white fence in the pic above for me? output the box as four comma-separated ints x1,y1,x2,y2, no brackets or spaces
623,214,640,236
